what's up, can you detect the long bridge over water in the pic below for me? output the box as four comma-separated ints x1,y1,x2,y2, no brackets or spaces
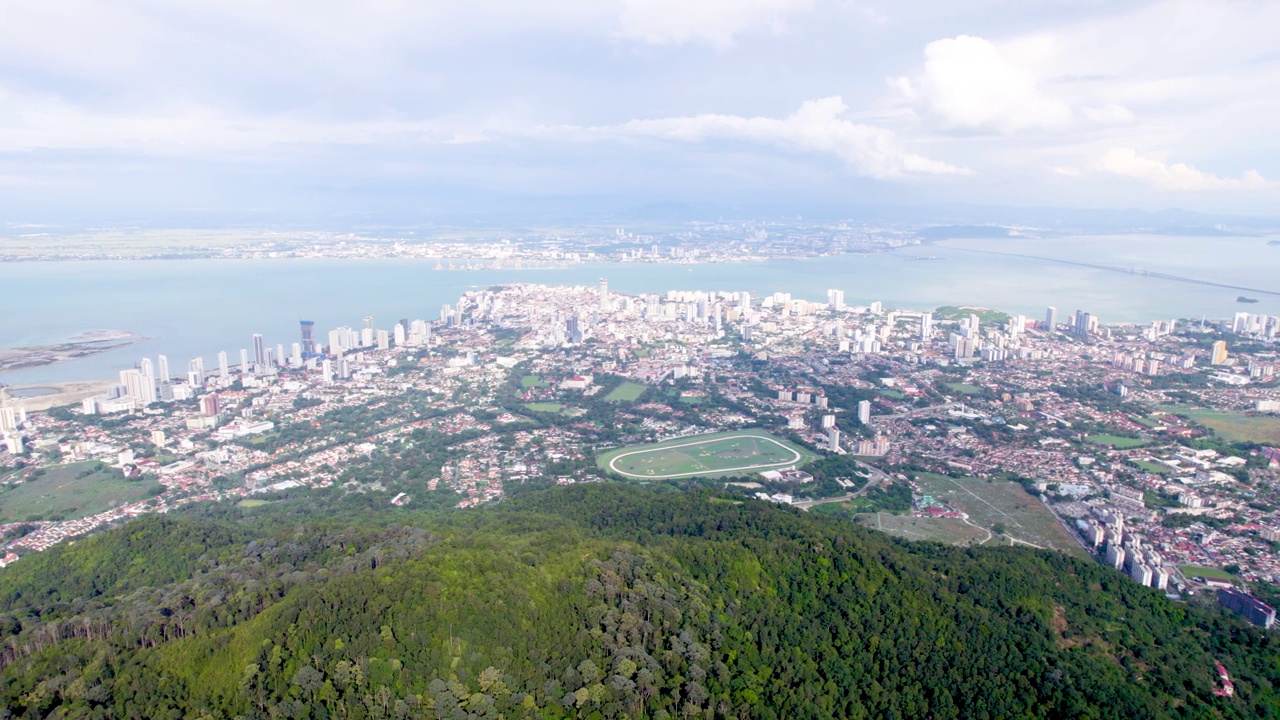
952,248,1280,298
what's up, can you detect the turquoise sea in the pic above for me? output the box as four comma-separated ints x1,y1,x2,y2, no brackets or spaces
4,234,1278,385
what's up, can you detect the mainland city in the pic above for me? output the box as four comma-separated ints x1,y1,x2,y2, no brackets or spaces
2,1,1279,718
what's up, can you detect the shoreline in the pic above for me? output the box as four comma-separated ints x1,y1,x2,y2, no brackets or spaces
0,381,115,412
0,331,145,375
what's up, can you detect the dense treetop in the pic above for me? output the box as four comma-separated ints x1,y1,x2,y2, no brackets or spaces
0,484,1274,719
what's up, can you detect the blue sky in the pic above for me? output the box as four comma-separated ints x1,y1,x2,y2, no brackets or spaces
1,0,1277,221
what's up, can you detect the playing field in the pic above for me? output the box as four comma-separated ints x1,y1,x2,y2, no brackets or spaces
944,383,982,395
604,381,648,402
908,473,1086,556
524,403,564,413
598,431,815,480
1180,565,1236,581
0,461,154,522
1171,409,1280,444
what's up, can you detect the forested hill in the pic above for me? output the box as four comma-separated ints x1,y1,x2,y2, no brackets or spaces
0,485,1275,719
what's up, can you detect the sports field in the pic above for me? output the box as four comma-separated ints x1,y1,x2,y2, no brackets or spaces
604,381,648,402
1180,565,1236,581
598,431,814,480
908,473,1086,556
0,461,154,522
1085,434,1148,449
524,403,564,413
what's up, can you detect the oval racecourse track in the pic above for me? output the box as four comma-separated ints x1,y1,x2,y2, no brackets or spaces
606,433,804,479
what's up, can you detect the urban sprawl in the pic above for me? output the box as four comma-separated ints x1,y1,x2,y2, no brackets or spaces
1,282,1278,629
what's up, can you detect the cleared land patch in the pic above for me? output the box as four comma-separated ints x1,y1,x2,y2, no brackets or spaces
0,461,156,522
944,383,982,395
1170,408,1280,444
908,473,1086,556
598,431,814,480
857,512,990,546
604,381,648,402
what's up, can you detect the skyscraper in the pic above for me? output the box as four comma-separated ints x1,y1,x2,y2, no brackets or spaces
827,289,845,311
218,351,229,378
857,400,871,425
239,348,250,373
599,278,609,313
157,355,170,383
920,313,933,341
362,315,375,330
1045,306,1057,331
300,320,316,357
1211,340,1229,365
253,333,266,367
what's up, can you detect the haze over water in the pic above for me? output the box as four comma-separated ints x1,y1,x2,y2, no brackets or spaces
5,234,1278,386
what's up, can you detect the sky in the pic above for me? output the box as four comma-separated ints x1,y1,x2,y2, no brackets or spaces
1,0,1278,223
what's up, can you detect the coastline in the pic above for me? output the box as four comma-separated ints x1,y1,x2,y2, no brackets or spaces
0,331,145,375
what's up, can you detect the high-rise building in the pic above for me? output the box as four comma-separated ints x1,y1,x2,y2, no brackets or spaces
291,343,303,366
376,329,390,350
920,313,933,341
252,334,266,367
1073,310,1092,337
300,320,316,357
238,349,249,374
187,357,205,387
1045,306,1057,331
120,369,157,405
321,359,334,385
827,289,845,311
827,427,841,451
857,400,871,425
217,351,229,378
599,278,610,313
276,344,285,367
1217,587,1276,629
157,355,170,383
199,393,221,417
1211,340,1229,365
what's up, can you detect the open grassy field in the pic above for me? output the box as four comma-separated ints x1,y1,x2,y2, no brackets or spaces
519,375,548,388
1170,408,1280,444
1085,434,1148,449
944,383,982,395
604,381,648,402
1130,460,1173,475
0,461,154,522
934,306,1010,325
857,512,991,546
1181,565,1236,581
908,473,1086,556
524,403,564,413
598,431,815,480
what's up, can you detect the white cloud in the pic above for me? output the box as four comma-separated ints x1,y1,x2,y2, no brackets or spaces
558,96,969,178
1100,148,1268,191
892,35,1075,134
617,0,815,46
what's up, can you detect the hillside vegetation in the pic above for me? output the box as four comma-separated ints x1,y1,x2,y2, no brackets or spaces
0,484,1275,719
